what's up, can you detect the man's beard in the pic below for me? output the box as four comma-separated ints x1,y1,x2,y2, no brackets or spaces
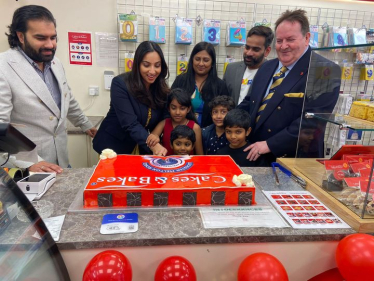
23,36,56,63
244,53,264,68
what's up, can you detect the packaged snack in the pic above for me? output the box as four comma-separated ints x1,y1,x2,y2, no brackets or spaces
323,160,350,191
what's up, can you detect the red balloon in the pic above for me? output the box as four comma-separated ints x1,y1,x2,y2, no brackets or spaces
308,268,344,281
336,233,374,281
155,256,196,281
83,250,132,281
238,253,289,281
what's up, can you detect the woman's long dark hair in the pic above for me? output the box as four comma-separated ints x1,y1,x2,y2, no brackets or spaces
180,42,219,102
167,88,197,122
126,41,169,109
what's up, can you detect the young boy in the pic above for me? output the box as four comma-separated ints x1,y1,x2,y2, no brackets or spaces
217,109,254,167
170,125,196,155
202,96,235,154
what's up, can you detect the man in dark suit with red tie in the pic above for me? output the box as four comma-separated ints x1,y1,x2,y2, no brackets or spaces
238,9,341,166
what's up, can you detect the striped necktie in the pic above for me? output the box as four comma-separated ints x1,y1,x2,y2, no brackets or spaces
256,66,288,123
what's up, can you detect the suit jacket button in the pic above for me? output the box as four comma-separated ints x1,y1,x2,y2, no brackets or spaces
54,134,57,138
252,101,255,103
49,116,54,120
277,106,281,110
268,129,271,132
38,98,42,103
64,93,67,97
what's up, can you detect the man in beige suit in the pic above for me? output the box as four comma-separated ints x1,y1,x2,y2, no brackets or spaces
0,5,97,172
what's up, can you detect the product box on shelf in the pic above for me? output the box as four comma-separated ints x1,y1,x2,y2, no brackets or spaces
226,21,246,46
203,19,221,45
309,25,319,48
149,17,166,44
118,14,138,42
177,54,188,75
175,18,193,45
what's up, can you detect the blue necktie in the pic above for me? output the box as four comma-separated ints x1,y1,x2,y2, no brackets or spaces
256,66,288,123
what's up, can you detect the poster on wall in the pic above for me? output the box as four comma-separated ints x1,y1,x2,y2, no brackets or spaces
95,32,118,68
68,32,92,66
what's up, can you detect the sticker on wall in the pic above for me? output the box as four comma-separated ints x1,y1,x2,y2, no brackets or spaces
226,20,246,46
149,17,166,44
175,18,193,45
203,19,221,45
124,52,134,72
177,54,188,75
119,14,138,42
68,32,92,66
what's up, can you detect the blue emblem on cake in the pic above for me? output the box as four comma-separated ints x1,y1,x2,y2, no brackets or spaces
142,156,193,173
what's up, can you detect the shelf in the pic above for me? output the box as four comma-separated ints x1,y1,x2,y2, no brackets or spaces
278,158,374,233
312,43,374,51
305,113,374,131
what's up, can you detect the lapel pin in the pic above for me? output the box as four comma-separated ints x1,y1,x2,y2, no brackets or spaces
300,72,304,75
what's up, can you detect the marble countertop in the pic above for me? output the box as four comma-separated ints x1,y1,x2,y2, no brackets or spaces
67,116,103,134
1,167,356,250
50,167,356,249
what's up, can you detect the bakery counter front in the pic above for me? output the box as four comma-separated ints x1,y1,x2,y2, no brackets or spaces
0,163,355,281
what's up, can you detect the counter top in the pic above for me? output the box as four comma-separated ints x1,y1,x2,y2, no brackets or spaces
67,116,103,134
1,166,355,250
55,167,355,249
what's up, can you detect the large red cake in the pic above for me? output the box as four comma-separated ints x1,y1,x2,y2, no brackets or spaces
83,155,256,208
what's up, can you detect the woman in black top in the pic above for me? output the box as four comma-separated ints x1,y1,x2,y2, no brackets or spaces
171,42,230,128
93,41,169,155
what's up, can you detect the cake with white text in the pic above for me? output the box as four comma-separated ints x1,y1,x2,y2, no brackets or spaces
83,155,256,208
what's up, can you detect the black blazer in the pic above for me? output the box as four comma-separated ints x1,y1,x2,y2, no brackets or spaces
93,74,164,154
171,74,230,127
238,47,341,166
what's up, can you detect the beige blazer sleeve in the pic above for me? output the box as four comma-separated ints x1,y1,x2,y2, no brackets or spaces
0,48,92,167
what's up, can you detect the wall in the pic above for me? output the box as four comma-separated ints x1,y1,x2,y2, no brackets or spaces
0,0,374,118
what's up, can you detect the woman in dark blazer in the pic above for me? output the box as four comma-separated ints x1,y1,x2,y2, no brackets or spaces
171,42,230,128
93,41,169,155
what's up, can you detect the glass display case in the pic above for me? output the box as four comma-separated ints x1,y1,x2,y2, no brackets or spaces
294,43,374,220
0,168,70,280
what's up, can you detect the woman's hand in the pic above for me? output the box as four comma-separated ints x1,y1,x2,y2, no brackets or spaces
146,133,160,148
150,143,167,156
